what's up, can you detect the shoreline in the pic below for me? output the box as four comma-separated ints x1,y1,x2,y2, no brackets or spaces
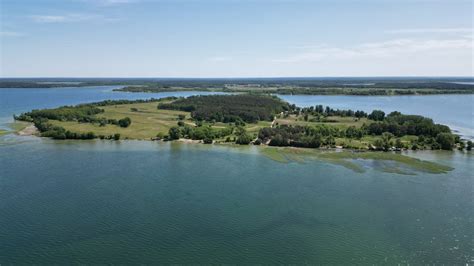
113,88,474,97
6,134,458,175
17,124,38,136
14,130,472,155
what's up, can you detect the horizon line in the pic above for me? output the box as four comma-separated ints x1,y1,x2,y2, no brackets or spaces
1,75,473,79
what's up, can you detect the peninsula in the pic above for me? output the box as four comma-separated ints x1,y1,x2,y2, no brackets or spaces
15,94,471,152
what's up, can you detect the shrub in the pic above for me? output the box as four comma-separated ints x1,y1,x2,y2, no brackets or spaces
118,117,132,128
236,134,252,145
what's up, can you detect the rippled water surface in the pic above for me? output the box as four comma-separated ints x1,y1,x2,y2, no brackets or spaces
0,87,473,263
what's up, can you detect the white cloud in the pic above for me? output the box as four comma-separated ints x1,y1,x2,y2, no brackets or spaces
275,37,473,63
31,14,92,23
387,28,473,34
102,0,138,4
0,31,24,37
80,0,140,6
30,14,118,23
208,56,233,62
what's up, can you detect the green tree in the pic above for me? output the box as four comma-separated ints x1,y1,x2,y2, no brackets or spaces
325,135,336,146
113,133,121,140
236,134,252,145
235,127,252,145
435,133,455,150
118,117,131,127
368,110,385,121
395,138,404,149
203,137,213,144
373,139,384,151
168,126,181,140
467,140,473,151
381,132,394,151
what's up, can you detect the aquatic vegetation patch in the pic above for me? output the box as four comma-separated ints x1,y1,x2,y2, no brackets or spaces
7,121,31,132
260,147,453,175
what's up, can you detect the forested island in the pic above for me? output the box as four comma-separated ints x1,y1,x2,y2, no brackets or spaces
2,77,474,96
15,94,472,151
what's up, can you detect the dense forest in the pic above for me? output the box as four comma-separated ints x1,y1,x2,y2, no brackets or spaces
158,95,289,123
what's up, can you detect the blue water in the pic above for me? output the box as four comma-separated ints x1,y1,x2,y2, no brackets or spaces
0,87,473,264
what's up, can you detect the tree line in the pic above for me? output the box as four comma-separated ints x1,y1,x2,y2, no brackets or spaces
158,95,289,123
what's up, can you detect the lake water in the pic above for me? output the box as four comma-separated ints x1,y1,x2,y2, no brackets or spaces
0,86,473,264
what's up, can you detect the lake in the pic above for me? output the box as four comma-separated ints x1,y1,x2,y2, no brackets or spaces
0,86,473,264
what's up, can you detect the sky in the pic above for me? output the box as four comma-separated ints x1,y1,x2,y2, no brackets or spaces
0,0,472,77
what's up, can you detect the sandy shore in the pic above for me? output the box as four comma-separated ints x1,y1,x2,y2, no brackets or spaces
17,125,38,136
176,138,202,144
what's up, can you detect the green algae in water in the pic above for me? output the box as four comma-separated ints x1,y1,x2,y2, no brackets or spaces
260,147,453,175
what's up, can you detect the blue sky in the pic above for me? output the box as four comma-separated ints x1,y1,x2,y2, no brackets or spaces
0,0,472,77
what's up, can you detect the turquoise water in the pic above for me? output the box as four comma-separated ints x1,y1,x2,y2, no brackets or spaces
0,87,473,263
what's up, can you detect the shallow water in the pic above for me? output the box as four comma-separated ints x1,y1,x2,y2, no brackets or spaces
0,87,473,263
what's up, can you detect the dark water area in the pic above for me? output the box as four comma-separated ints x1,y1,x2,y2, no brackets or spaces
0,87,473,263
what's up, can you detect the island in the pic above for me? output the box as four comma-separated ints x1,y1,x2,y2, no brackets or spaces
14,94,471,152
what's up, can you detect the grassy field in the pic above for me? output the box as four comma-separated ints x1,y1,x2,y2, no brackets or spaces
275,114,369,129
52,102,190,140
46,100,274,140
50,101,271,140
